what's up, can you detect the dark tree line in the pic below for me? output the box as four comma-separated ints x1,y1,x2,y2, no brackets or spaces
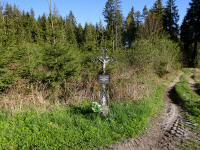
181,0,200,67
4,0,200,69
0,0,184,94
0,0,181,51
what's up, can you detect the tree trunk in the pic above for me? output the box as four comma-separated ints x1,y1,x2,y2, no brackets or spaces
192,41,198,67
49,0,55,45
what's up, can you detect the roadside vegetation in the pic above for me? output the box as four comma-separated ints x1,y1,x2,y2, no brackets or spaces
0,0,200,149
0,86,165,149
175,72,200,149
175,73,200,131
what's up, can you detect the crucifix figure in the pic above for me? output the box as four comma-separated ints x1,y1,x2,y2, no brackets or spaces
98,49,111,74
97,49,111,116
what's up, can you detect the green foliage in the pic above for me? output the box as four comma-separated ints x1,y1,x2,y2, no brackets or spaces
103,0,123,50
181,0,200,67
83,23,98,51
0,68,14,92
0,46,21,92
0,86,165,149
127,37,181,76
125,7,137,48
175,74,200,131
151,0,163,17
43,44,79,84
163,0,179,41
176,81,200,116
91,102,102,113
176,75,200,150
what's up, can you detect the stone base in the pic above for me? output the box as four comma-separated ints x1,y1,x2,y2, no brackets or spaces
101,105,109,117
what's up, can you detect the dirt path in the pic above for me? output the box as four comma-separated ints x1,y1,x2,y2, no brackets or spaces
108,72,199,150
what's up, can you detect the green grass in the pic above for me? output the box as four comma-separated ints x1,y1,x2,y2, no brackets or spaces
175,81,200,150
174,72,200,150
0,86,165,150
175,76,200,131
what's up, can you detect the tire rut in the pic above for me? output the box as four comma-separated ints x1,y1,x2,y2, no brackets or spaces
108,73,200,150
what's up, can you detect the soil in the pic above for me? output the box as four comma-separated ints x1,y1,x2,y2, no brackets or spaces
107,73,200,150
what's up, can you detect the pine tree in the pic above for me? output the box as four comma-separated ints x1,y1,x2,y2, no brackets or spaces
150,0,164,20
29,9,39,43
76,24,84,47
151,0,163,17
0,2,5,46
96,20,106,48
21,9,38,43
65,11,77,45
142,5,149,21
135,11,142,27
163,0,179,41
83,23,97,51
115,8,123,49
181,0,200,66
4,4,13,45
125,7,136,47
38,14,48,42
143,0,164,37
50,14,65,45
103,0,123,50
13,5,23,44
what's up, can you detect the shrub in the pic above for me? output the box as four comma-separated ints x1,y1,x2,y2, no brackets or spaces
127,37,181,76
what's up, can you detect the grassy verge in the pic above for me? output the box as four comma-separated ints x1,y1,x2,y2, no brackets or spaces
175,73,200,149
175,76,200,131
0,86,165,149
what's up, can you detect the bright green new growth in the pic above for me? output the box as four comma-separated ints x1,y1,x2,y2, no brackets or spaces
0,86,165,149
91,102,102,113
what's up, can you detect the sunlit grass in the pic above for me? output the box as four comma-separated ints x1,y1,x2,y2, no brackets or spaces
0,86,165,149
175,75,200,131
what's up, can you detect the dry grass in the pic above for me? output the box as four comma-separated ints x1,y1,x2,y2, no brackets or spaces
110,69,154,101
193,68,200,82
0,80,50,113
0,69,160,112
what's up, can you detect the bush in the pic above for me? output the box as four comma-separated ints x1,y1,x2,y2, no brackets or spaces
127,37,181,76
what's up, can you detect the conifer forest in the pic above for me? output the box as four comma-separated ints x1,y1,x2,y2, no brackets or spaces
0,0,200,149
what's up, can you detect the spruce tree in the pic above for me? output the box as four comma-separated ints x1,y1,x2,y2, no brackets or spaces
103,0,123,50
96,20,105,48
163,0,179,41
151,0,163,17
22,10,38,43
142,5,149,21
0,2,5,46
151,0,164,26
4,4,16,46
65,11,77,45
135,11,142,27
13,5,23,44
49,14,64,45
125,7,136,48
181,0,200,66
76,24,84,47
38,14,48,42
83,23,97,51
